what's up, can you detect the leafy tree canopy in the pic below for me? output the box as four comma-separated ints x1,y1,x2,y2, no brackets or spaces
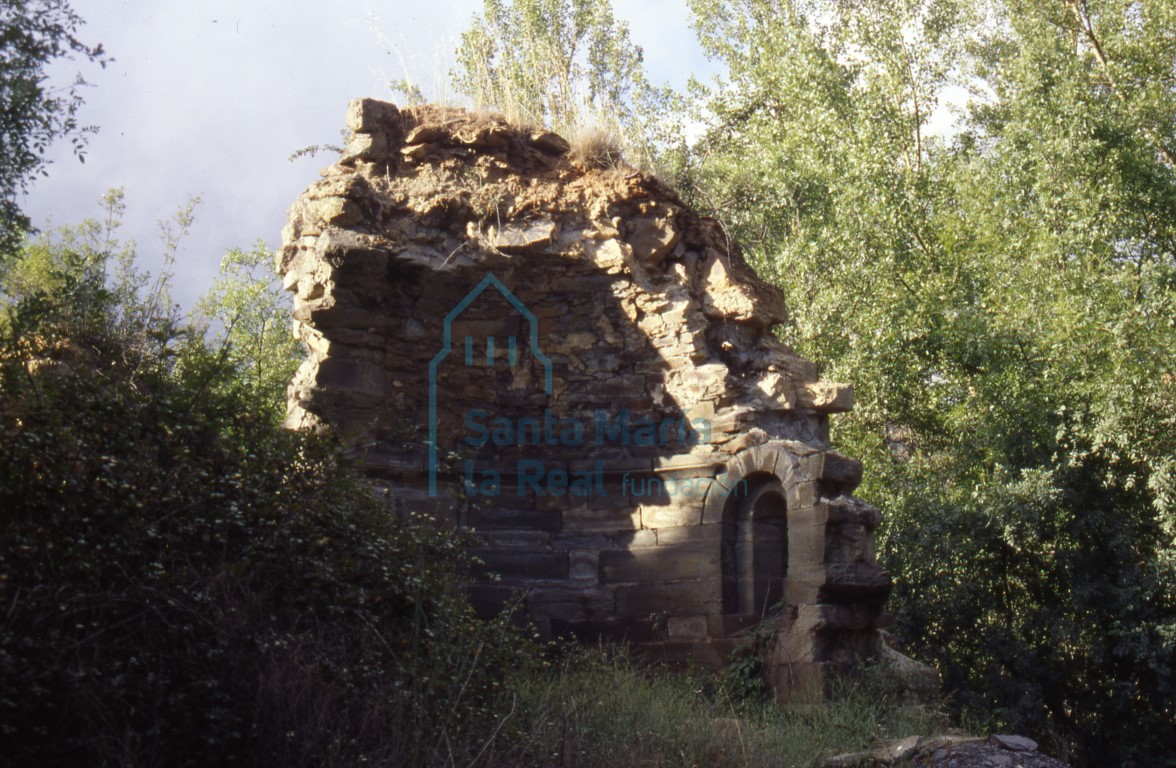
0,0,105,260
451,0,649,137
194,242,302,421
678,0,1176,763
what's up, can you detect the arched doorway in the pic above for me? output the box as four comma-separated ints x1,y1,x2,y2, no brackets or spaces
721,473,788,617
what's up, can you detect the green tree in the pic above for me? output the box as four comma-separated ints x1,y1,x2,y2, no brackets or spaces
3,190,300,419
679,0,1176,763
451,0,647,136
195,242,302,420
0,203,533,767
0,0,105,260
0,188,184,366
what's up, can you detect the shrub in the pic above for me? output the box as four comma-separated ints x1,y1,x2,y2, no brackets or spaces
0,251,533,767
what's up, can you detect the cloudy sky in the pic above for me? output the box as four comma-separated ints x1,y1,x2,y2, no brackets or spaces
22,0,715,309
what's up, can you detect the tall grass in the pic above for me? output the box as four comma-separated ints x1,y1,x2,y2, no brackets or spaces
480,645,947,768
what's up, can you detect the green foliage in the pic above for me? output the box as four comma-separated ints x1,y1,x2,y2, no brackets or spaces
678,0,1176,763
451,0,647,137
195,241,302,421
0,189,183,368
723,645,768,705
0,0,105,259
0,204,538,766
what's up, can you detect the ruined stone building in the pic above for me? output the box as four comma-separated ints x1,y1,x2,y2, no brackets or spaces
277,99,892,699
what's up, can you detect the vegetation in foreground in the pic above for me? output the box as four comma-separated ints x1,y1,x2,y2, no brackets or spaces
0,209,943,766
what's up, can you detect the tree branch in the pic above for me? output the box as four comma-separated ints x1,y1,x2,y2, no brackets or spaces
897,32,923,174
1065,0,1176,169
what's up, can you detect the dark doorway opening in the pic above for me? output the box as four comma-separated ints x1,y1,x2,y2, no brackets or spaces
721,474,788,617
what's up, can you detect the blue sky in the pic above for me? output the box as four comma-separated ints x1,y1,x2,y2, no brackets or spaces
22,0,715,309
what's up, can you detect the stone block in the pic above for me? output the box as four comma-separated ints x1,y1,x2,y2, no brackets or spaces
765,661,834,704
989,735,1038,752
796,453,823,484
568,549,599,582
666,615,708,640
785,580,821,606
614,578,724,617
785,480,818,510
493,219,557,252
655,524,724,546
404,123,450,145
584,617,660,643
701,474,742,524
530,130,570,155
614,529,658,548
788,523,829,566
640,501,703,529
527,586,615,623
789,498,881,528
818,451,864,492
821,629,883,665
551,532,614,550
794,382,853,413
826,522,871,563
341,132,390,164
809,562,893,598
699,249,786,328
652,453,724,472
599,544,720,584
466,505,561,532
346,98,400,133
470,549,568,581
385,485,460,519
793,603,880,632
473,531,552,549
825,495,883,528
624,209,681,268
303,196,364,232
562,503,641,533
314,357,385,397
735,444,779,479
768,627,819,665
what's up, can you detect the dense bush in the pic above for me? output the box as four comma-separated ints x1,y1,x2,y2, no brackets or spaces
0,235,535,767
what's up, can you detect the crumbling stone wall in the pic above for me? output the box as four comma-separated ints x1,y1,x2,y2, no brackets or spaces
277,99,892,699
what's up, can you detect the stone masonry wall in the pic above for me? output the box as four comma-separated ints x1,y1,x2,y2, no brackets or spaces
277,99,892,699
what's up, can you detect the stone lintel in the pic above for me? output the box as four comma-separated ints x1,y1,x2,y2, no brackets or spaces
794,382,853,413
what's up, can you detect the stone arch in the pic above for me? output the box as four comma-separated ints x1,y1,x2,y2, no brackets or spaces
709,443,811,619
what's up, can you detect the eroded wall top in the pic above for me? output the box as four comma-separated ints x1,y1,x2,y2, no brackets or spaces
278,100,853,473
